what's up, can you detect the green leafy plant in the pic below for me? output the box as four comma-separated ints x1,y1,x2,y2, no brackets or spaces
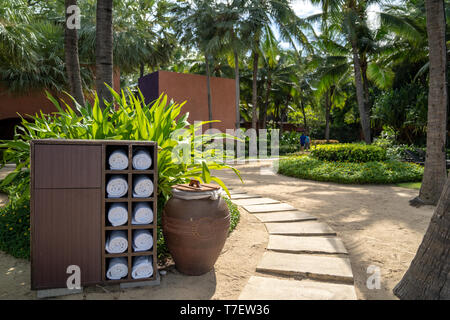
0,86,242,259
278,155,423,184
310,143,387,162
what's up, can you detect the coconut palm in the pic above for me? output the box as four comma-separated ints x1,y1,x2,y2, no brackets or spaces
171,0,222,129
64,0,85,106
241,0,308,130
95,0,114,109
309,0,383,143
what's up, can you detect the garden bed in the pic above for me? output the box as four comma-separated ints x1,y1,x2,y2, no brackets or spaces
278,155,423,184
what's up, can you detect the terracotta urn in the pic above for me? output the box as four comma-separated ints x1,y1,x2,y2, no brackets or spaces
162,180,230,275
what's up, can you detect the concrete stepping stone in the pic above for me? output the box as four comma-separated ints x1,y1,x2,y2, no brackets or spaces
232,197,280,206
253,211,316,223
265,221,336,236
243,203,295,213
256,252,354,284
229,193,262,200
228,190,245,195
267,235,348,254
238,276,357,300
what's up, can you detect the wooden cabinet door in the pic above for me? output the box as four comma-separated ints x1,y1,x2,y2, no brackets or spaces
33,144,101,189
31,189,102,289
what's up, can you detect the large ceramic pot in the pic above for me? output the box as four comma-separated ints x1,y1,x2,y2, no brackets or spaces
162,181,230,276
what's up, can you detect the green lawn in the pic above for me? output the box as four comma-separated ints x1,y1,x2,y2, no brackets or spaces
396,182,422,189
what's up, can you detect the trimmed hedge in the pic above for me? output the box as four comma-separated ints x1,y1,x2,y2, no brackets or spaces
311,143,387,162
278,156,423,184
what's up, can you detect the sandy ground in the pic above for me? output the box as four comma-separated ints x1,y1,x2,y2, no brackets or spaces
0,204,267,300
213,161,435,300
0,162,436,300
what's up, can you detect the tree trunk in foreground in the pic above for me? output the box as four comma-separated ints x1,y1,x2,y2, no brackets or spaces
351,39,371,144
394,174,450,299
251,50,259,130
413,0,448,206
205,54,213,129
234,50,240,129
65,0,85,106
95,0,113,109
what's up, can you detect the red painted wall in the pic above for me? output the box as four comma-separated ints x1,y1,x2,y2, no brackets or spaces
139,71,236,132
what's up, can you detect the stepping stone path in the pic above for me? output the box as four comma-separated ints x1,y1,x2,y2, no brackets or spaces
227,190,357,300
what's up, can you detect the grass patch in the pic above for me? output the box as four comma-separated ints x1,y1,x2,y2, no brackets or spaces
224,196,240,233
396,182,422,189
278,155,423,184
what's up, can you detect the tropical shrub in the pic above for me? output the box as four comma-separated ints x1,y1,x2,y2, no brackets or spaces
310,143,387,162
0,87,242,260
311,139,340,146
278,156,423,184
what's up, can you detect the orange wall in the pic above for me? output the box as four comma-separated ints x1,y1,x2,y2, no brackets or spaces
141,71,236,132
0,68,121,121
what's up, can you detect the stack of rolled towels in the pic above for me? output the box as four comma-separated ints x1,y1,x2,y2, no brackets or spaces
132,229,153,252
107,203,128,226
109,149,128,170
105,230,128,253
132,202,153,225
107,175,128,198
106,257,128,280
133,175,154,198
133,149,152,170
131,256,153,279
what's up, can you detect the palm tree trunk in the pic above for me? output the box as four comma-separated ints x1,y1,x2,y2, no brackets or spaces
300,101,308,132
251,50,259,130
394,174,450,299
205,54,213,129
64,0,85,106
325,91,331,142
140,63,145,78
351,40,371,144
413,0,448,206
95,0,114,109
260,76,271,130
234,50,240,129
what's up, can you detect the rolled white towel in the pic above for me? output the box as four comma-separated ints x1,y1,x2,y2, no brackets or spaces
105,230,128,254
133,175,154,198
106,257,128,280
132,149,152,170
107,175,128,198
131,256,153,279
108,203,128,226
132,202,154,225
109,149,128,170
133,229,153,252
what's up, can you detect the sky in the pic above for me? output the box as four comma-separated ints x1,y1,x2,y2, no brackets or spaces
276,0,384,48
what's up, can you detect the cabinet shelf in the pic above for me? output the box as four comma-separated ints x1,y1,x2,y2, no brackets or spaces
102,142,158,284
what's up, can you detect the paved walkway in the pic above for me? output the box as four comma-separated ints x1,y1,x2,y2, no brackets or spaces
226,189,357,300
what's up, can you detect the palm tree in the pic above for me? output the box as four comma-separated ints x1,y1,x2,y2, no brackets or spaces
214,0,247,129
310,0,381,143
95,0,114,109
172,0,220,129
64,0,85,106
242,0,306,130
393,0,449,299
379,0,449,205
